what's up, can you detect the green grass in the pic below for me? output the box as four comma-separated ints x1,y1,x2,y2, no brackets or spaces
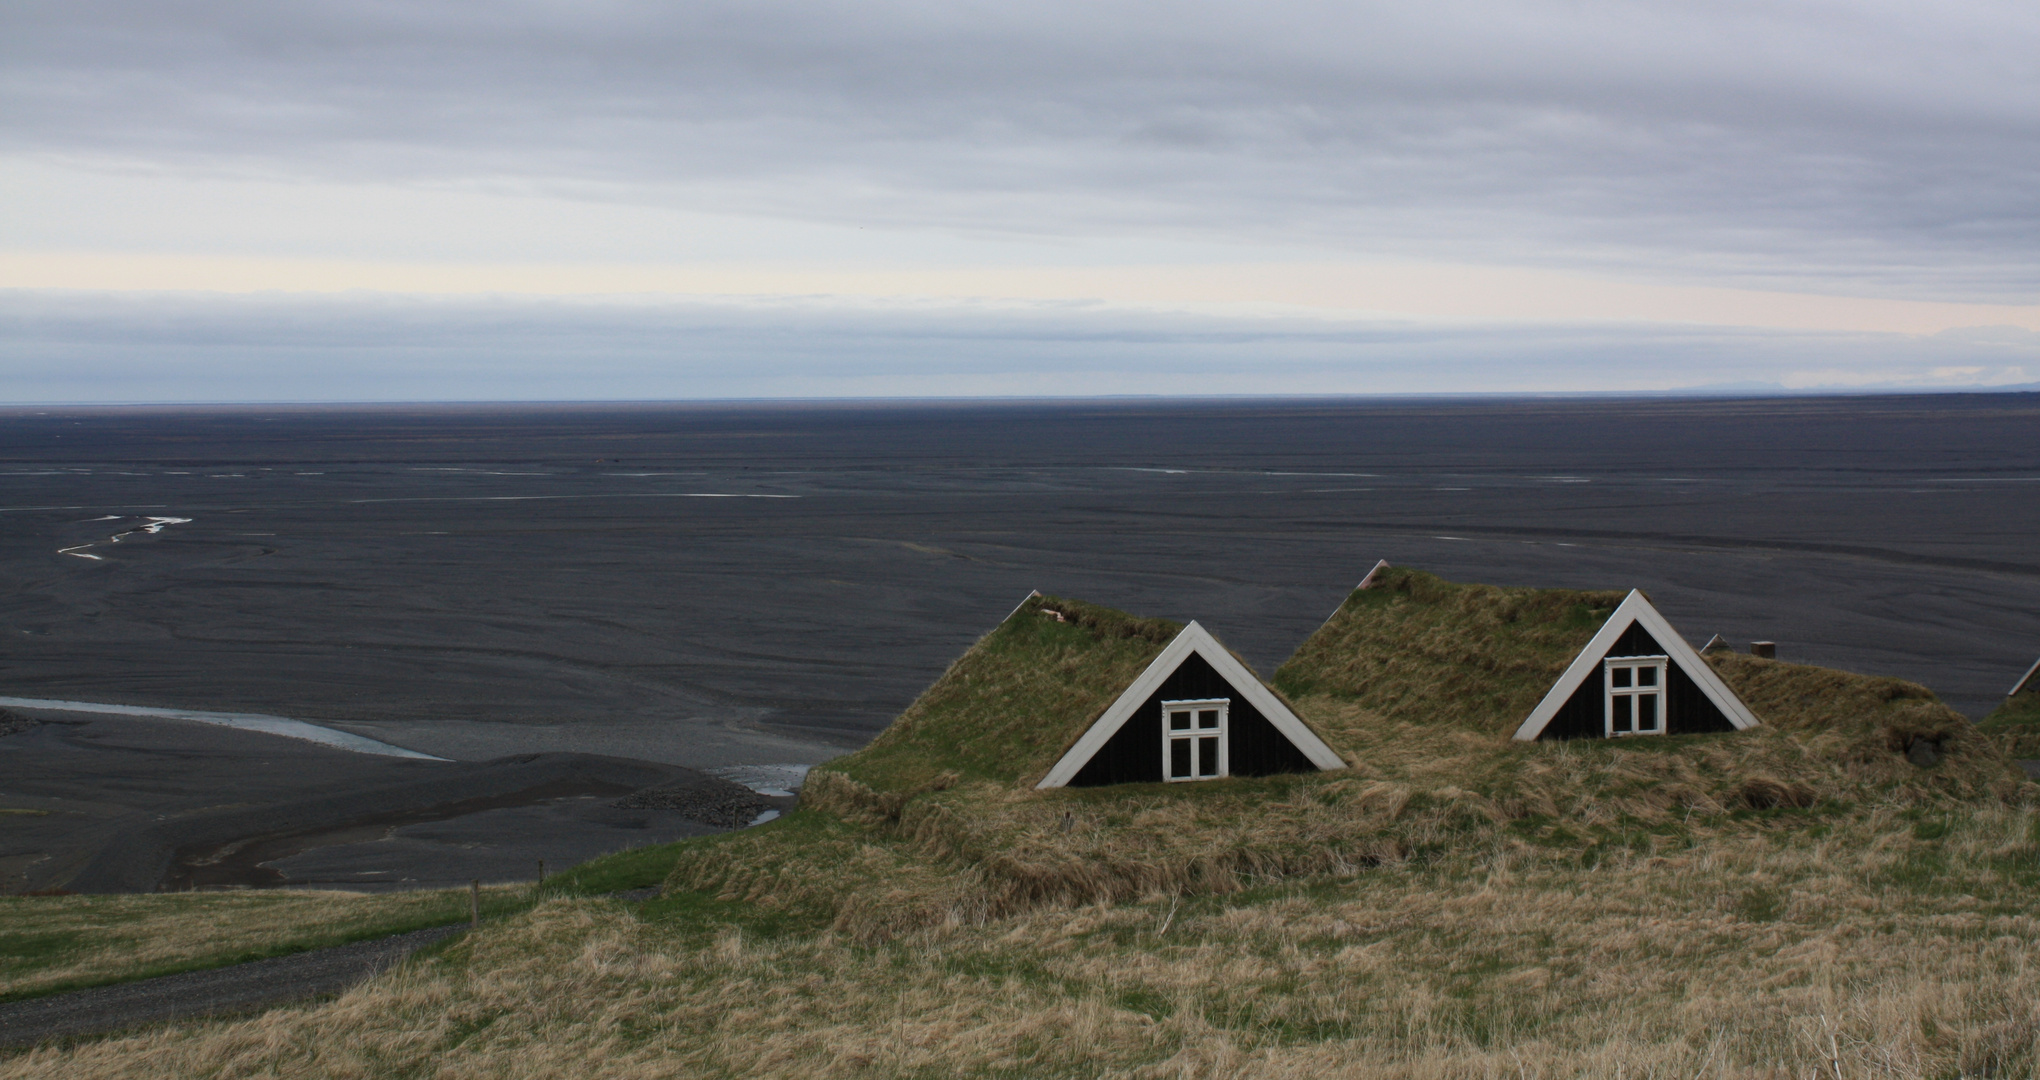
1978,690,2040,757
822,592,1180,793
539,837,702,897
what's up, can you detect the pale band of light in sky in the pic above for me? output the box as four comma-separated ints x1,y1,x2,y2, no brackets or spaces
8,252,2039,338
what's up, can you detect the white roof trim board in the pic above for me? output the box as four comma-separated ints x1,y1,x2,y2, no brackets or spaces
1036,621,1346,788
2012,656,2040,698
1303,560,1392,640
1511,590,1761,741
1001,590,1046,624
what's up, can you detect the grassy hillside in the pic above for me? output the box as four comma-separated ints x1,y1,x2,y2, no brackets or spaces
11,581,2036,1079
17,764,2038,1078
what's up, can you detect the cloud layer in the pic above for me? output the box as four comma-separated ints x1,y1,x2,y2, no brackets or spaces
7,1,2039,299
4,291,2033,402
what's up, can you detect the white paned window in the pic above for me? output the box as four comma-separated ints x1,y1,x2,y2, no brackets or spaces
1605,656,1669,737
1162,698,1228,781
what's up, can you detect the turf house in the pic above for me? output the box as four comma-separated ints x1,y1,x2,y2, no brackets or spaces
1275,565,1759,741
1036,614,1346,787
818,592,1345,794
1513,588,1760,740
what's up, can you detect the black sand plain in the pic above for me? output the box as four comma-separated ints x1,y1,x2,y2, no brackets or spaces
3,395,2038,893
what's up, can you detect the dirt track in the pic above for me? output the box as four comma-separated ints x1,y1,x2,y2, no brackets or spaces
0,925,464,1050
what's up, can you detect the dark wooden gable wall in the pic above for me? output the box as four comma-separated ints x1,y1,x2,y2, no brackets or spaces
1538,621,1735,740
1068,651,1319,787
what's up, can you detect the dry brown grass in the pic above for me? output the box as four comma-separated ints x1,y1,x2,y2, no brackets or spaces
14,798,2040,1079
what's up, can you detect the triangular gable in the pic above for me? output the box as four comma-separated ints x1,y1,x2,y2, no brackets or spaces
1037,621,1345,788
1512,590,1759,741
2013,655,2040,698
1700,633,1732,653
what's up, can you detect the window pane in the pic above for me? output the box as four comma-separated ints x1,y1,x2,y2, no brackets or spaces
1638,694,1658,730
1638,667,1659,687
1198,736,1219,777
1170,711,1190,730
1198,710,1218,729
1171,738,1192,778
1612,667,1632,688
1612,694,1633,732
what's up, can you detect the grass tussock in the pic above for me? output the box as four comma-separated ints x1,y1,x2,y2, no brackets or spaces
1979,690,2040,759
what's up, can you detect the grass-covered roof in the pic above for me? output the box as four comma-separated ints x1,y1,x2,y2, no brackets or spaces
821,593,1182,794
1274,566,1626,736
1978,681,2040,757
1272,567,2008,785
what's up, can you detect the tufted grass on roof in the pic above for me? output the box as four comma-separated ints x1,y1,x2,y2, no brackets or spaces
1978,685,2040,758
821,593,1181,794
1274,566,1625,736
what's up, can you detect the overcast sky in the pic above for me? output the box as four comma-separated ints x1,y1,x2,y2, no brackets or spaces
4,0,2037,401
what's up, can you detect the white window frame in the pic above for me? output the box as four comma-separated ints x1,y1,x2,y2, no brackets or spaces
1161,698,1229,781
1604,656,1669,737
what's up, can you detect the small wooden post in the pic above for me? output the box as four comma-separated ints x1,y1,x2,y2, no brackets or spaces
470,879,480,927
537,860,546,886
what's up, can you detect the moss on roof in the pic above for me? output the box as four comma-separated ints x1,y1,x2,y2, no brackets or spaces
1273,567,1626,736
822,593,1181,794
1978,684,2040,758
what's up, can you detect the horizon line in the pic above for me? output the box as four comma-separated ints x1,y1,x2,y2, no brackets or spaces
3,385,2038,412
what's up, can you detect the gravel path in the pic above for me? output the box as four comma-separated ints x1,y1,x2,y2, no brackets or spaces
0,924,464,1049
